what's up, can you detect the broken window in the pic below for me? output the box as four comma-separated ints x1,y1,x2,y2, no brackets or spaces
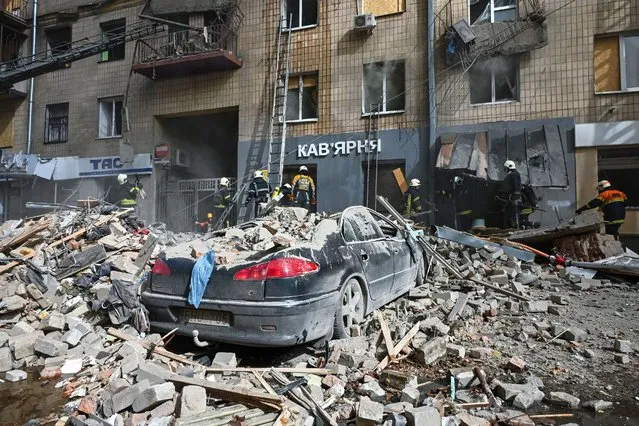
98,97,123,138
598,147,639,208
363,60,405,114
100,19,126,62
470,0,517,25
283,0,318,30
44,103,69,144
45,26,72,56
363,0,406,16
286,73,318,122
469,56,518,104
594,34,639,93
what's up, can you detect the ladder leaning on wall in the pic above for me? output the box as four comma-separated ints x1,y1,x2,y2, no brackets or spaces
266,14,293,190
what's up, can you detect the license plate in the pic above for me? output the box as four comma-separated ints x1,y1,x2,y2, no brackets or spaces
182,309,231,326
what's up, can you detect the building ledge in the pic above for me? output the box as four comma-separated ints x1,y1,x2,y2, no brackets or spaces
132,50,242,79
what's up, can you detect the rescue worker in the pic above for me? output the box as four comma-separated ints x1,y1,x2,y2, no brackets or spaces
194,212,215,233
519,184,540,229
114,174,141,209
272,183,293,207
245,170,271,217
213,177,233,225
576,180,628,239
403,178,424,218
452,176,474,231
502,160,521,229
291,166,316,210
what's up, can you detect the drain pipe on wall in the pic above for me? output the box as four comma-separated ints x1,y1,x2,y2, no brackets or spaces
427,0,437,223
26,0,39,154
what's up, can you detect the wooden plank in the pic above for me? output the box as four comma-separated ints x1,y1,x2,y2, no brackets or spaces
375,311,395,359
252,370,276,396
544,124,569,187
107,327,201,367
436,134,457,169
375,322,420,372
0,221,50,252
447,292,470,323
206,367,330,375
392,168,408,194
168,374,285,411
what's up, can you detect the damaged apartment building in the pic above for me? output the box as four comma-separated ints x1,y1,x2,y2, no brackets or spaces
432,0,639,249
0,0,429,230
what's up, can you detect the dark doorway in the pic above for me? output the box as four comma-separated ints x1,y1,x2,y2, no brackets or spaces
282,164,317,213
362,160,405,213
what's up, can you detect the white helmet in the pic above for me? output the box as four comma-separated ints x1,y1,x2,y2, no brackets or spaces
597,180,611,191
454,176,463,185
220,177,229,187
504,160,516,171
410,178,421,187
283,183,292,190
299,165,308,173
254,170,263,178
117,174,128,185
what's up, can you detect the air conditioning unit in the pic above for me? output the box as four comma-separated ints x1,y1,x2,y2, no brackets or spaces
353,14,376,31
174,148,192,168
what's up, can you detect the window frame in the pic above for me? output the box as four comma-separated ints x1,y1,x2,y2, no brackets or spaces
619,34,639,92
99,18,126,63
469,0,518,25
282,0,319,32
286,73,319,123
469,56,520,106
97,97,124,139
362,60,406,116
44,102,69,144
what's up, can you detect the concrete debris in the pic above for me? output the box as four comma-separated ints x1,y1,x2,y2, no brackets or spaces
547,391,580,408
357,398,384,426
5,369,28,382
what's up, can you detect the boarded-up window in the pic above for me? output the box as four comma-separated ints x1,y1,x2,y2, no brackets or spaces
594,35,621,92
363,0,406,16
0,113,14,148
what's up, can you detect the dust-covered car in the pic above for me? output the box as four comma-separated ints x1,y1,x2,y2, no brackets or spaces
140,206,426,347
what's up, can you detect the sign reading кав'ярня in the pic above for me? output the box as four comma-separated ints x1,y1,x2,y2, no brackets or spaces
297,139,382,159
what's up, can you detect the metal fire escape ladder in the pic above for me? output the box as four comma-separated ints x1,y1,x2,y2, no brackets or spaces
266,15,292,189
0,21,164,89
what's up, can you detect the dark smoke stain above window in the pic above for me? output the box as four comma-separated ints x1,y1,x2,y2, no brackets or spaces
363,60,406,114
470,0,517,25
283,0,318,30
469,56,519,105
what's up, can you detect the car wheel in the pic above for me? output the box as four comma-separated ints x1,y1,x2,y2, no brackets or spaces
334,278,365,339
415,254,427,287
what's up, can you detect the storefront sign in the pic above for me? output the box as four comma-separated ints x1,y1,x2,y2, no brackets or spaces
297,139,382,159
78,154,153,177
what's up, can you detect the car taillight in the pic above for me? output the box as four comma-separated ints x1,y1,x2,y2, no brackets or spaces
233,257,319,281
152,258,171,276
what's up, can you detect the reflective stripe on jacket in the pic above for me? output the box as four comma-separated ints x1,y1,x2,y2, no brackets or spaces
584,188,627,224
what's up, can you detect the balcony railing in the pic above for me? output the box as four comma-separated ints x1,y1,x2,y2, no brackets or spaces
1,0,28,23
135,23,238,65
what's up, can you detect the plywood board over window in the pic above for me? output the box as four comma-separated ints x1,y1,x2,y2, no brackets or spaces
0,114,14,148
594,35,621,92
363,0,406,16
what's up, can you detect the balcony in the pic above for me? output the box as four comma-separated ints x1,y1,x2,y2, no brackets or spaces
1,0,28,29
132,23,242,79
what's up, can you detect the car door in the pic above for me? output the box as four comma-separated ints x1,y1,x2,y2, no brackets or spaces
341,207,394,301
369,211,415,292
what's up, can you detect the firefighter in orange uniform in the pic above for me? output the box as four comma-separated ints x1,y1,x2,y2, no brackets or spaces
576,180,628,239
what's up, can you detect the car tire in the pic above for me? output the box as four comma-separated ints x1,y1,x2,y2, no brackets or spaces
415,253,427,287
333,278,365,339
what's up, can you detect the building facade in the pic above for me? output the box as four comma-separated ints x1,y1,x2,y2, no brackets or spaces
0,0,429,230
433,0,639,243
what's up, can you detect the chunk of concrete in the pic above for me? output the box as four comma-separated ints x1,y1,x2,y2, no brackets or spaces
512,390,545,410
414,337,447,365
5,369,27,382
0,347,12,372
358,380,386,402
9,321,35,336
356,398,384,426
34,336,68,357
405,406,441,426
132,382,176,412
112,379,151,413
178,385,207,418
0,295,27,313
506,356,526,373
547,391,580,408
493,382,538,402
582,399,613,412
562,327,587,342
400,386,420,405
614,354,630,364
9,333,40,359
523,301,548,313
614,339,632,354
211,352,237,369
40,312,65,332
136,361,169,385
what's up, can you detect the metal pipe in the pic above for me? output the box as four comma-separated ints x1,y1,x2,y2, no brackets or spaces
427,0,437,224
26,0,39,155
